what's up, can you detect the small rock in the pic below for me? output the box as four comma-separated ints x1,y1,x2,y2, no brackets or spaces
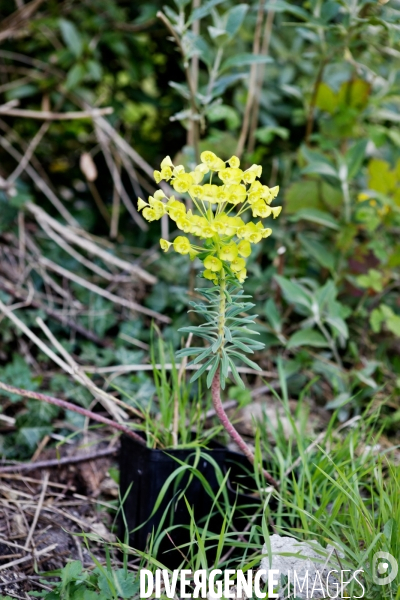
260,534,343,599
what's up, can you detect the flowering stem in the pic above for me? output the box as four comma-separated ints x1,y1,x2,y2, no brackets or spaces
211,367,279,488
212,278,279,488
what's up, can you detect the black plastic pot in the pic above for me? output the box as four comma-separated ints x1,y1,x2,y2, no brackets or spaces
119,434,261,568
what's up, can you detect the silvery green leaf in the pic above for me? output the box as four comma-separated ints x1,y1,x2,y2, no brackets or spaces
188,0,225,25
192,346,214,365
228,358,244,388
220,53,273,72
190,357,214,383
212,335,223,352
224,326,233,343
176,347,204,358
59,19,83,58
232,327,260,336
208,26,229,42
174,0,191,8
233,337,265,349
231,340,254,354
227,351,261,371
221,349,229,378
169,81,191,99
225,4,248,38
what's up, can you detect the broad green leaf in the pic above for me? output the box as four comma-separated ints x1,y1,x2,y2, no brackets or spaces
207,26,229,44
264,0,310,20
174,0,191,7
289,208,340,229
274,275,312,309
325,392,352,410
356,269,384,293
370,308,384,333
301,162,339,178
320,1,340,23
315,82,337,114
225,4,248,38
326,316,348,340
284,179,342,214
367,158,396,194
65,63,85,90
264,298,282,333
337,79,370,109
345,139,367,180
188,0,225,25
59,19,83,57
255,126,289,144
220,53,273,72
5,84,38,101
287,329,329,349
61,561,82,586
298,233,335,270
206,104,240,129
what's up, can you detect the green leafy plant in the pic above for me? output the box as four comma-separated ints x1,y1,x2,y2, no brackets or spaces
138,150,281,485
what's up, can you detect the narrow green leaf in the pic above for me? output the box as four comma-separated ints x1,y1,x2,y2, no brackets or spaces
227,350,261,371
190,357,214,383
228,358,244,388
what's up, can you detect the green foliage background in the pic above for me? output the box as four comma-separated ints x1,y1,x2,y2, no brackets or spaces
1,0,400,456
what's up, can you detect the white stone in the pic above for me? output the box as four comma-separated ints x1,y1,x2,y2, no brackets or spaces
260,535,343,599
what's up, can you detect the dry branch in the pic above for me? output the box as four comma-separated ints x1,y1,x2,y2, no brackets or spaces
0,447,117,473
0,106,114,120
0,382,146,446
27,202,156,284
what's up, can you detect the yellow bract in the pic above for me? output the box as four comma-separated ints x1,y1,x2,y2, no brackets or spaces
138,151,282,284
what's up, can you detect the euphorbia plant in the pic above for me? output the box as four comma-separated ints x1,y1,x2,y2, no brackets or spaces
138,151,282,487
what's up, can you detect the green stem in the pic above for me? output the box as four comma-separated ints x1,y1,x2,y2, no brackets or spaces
218,270,226,342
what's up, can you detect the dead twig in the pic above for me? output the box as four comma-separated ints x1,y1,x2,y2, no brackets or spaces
0,278,112,348
0,543,58,572
24,472,49,550
0,447,117,474
0,382,146,446
0,105,114,120
37,255,170,323
27,202,156,284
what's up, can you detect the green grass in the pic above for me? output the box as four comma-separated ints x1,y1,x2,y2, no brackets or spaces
35,372,400,599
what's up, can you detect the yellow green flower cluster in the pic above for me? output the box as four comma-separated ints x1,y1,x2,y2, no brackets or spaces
137,151,282,284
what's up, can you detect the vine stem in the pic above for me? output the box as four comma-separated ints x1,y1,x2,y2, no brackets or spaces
211,368,279,488
0,381,146,446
